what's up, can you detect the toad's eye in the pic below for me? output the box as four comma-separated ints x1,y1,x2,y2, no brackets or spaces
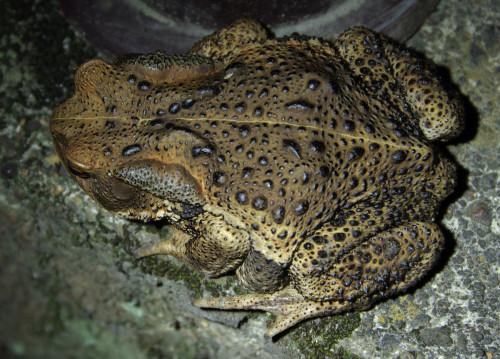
67,161,92,179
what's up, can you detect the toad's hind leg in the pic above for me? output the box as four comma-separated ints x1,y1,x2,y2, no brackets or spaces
290,222,444,305
336,27,464,141
195,222,444,337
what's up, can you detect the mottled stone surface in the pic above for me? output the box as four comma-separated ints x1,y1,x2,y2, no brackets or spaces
0,0,498,358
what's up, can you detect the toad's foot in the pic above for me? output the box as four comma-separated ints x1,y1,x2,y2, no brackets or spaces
193,287,355,337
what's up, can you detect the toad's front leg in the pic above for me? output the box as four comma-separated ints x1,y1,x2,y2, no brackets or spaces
135,212,251,277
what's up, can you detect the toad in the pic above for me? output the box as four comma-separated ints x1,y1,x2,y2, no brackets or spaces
50,19,463,337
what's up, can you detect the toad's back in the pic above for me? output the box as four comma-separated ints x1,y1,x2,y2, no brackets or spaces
51,19,463,337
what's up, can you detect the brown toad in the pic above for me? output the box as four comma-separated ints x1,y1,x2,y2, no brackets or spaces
50,19,463,337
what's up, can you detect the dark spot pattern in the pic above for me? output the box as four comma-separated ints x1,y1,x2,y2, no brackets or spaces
122,144,141,156
283,139,301,159
52,19,462,335
236,191,248,204
213,171,226,186
169,103,181,114
252,195,268,211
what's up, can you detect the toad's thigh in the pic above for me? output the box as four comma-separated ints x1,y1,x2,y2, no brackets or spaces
290,221,445,303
